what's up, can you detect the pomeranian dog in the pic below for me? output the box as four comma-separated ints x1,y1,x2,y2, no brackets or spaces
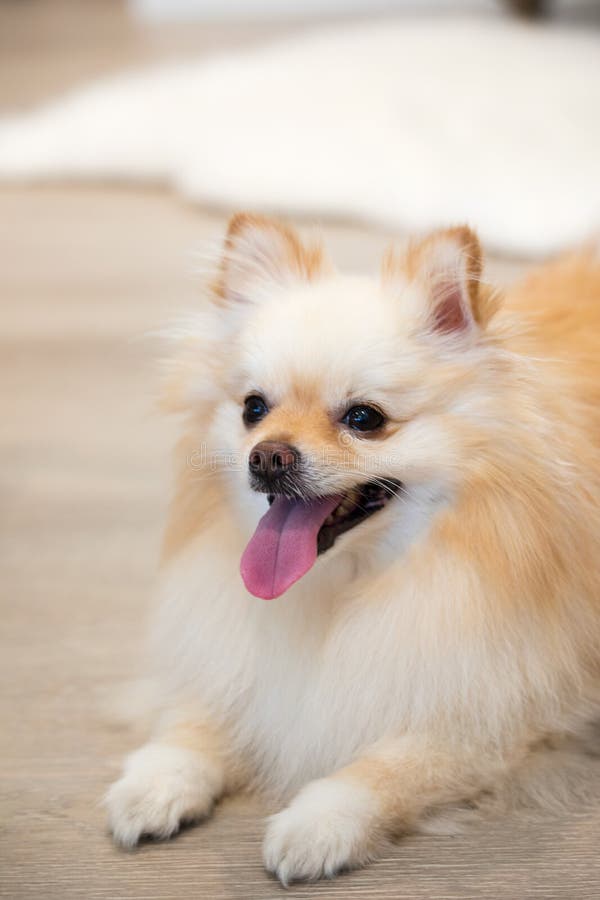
106,213,600,883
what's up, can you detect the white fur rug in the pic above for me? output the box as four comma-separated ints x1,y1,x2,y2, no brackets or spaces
1,17,599,257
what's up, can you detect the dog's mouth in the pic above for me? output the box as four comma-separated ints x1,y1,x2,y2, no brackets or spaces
240,479,402,600
315,479,402,555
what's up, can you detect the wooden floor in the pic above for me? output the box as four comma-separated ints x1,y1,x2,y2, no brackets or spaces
1,3,600,898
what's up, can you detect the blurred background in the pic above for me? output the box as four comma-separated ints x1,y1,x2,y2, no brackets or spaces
2,2,600,898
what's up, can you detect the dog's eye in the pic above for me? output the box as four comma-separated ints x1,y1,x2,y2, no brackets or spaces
342,404,385,433
243,394,269,425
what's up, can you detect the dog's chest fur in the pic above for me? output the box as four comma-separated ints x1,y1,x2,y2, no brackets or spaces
156,517,443,796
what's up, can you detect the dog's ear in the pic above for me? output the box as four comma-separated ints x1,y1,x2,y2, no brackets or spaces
384,226,490,336
215,213,330,304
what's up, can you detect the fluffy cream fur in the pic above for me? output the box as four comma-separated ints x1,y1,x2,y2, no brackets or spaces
107,214,600,883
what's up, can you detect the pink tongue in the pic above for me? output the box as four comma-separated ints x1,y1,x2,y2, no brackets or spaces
241,494,341,600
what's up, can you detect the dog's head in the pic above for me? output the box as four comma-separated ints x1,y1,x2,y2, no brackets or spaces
167,213,500,599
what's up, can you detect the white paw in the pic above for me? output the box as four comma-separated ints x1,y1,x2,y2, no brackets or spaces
105,742,222,848
263,778,380,885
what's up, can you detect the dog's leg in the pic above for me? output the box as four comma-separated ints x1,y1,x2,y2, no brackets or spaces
106,720,227,848
263,735,499,884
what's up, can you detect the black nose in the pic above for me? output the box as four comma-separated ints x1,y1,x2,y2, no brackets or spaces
248,441,299,480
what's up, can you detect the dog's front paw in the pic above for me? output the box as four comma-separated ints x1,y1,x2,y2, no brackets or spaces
263,778,380,885
105,742,221,848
